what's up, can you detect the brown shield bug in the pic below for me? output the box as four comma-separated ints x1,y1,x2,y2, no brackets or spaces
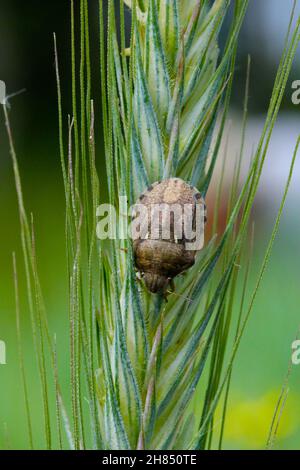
131,177,207,294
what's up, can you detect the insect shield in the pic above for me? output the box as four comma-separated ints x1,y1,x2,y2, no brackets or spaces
0,80,6,105
132,178,207,294
0,340,6,365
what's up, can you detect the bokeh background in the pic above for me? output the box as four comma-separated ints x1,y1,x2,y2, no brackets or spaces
0,0,300,450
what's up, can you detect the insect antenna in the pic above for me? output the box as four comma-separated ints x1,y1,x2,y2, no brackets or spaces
165,290,193,303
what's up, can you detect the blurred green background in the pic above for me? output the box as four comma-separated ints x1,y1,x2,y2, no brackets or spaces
0,0,300,450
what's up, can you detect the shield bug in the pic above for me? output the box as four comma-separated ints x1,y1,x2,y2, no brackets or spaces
132,177,206,294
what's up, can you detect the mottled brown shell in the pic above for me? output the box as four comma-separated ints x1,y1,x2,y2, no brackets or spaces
132,177,206,294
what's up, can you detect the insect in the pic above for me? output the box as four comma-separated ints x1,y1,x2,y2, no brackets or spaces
132,177,207,294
